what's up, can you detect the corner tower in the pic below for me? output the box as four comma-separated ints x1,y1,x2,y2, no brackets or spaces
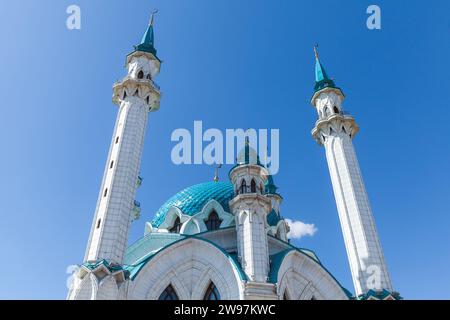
84,15,162,265
309,47,393,297
229,142,277,299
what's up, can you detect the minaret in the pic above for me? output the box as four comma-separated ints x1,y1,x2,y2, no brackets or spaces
309,47,393,297
84,15,161,265
229,142,277,299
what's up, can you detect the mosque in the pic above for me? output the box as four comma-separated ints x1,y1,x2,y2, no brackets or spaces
67,16,400,300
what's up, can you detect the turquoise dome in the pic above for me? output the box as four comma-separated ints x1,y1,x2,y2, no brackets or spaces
151,182,235,227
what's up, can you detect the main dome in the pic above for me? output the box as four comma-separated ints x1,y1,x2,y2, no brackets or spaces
151,181,235,227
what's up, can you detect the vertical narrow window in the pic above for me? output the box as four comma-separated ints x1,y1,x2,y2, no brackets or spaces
251,179,256,193
203,282,220,300
240,180,247,194
109,160,114,169
158,285,179,300
115,136,119,144
205,211,222,231
137,70,144,79
103,188,108,197
96,219,101,229
333,106,339,114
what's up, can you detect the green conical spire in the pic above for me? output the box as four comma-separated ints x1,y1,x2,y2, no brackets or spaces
134,11,158,58
313,45,338,93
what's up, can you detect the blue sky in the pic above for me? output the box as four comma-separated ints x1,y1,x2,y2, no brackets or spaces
0,0,449,299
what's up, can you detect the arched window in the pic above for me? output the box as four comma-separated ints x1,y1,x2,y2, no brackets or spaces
333,106,339,114
137,70,144,79
169,217,182,233
203,282,220,300
205,211,222,231
158,284,179,300
250,179,257,193
240,180,247,194
146,74,151,80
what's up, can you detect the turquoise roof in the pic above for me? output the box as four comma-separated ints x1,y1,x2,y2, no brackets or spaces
313,48,343,96
132,21,159,60
267,209,281,226
151,182,235,228
123,232,247,281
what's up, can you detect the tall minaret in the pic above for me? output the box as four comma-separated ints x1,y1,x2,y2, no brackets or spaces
310,47,393,297
84,15,161,265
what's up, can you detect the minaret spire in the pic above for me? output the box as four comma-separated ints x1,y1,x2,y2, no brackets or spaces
309,48,395,298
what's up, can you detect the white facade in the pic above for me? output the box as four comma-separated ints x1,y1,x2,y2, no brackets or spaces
68,21,398,301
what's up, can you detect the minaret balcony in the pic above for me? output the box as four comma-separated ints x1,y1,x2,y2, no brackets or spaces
112,76,161,105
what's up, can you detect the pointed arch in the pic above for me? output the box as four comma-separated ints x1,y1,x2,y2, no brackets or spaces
203,281,221,300
333,106,339,114
137,70,144,79
240,179,247,194
250,179,257,193
158,284,179,300
205,210,222,231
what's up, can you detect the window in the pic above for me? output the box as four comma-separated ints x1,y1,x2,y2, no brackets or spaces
169,217,182,233
123,91,127,99
205,211,222,231
115,136,119,144
96,219,101,229
283,291,289,300
203,282,220,300
103,188,108,197
158,285,179,300
137,70,144,79
146,74,151,80
333,106,339,114
109,160,114,169
146,96,149,104
250,179,256,193
240,180,247,194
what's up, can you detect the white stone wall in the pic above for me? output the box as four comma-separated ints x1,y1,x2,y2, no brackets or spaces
232,196,271,283
85,98,148,264
276,251,349,300
324,130,392,295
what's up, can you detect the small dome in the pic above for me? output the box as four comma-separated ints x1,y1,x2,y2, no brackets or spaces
151,182,234,228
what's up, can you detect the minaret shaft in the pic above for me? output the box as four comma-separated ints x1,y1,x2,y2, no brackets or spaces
323,128,392,295
84,97,149,264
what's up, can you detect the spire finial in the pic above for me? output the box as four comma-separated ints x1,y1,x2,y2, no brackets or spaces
150,9,158,26
213,164,222,182
314,44,319,60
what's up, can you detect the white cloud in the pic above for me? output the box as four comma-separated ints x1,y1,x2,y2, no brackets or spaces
285,219,317,239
